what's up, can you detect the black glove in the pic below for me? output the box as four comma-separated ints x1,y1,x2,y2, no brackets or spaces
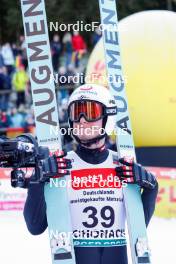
11,169,30,188
116,157,157,189
39,150,72,182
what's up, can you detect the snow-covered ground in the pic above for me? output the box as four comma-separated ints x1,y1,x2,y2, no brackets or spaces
0,212,175,264
147,217,176,264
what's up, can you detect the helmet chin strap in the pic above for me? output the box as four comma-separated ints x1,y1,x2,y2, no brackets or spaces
73,134,107,148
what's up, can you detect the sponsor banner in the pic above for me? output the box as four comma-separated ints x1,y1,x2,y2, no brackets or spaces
0,168,12,180
0,167,176,217
5,126,35,138
147,167,176,218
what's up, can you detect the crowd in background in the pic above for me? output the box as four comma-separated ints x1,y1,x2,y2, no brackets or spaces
0,29,102,132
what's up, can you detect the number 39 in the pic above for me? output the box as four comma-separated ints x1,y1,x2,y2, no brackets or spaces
82,206,115,228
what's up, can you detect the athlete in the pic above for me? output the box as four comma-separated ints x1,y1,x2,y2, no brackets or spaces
24,84,158,264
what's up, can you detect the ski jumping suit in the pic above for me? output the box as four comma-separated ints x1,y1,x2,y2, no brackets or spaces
24,145,158,264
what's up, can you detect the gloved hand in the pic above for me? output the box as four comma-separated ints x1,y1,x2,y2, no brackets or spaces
40,150,72,182
116,157,157,189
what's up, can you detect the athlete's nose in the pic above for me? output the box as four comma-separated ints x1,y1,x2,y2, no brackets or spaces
79,116,87,123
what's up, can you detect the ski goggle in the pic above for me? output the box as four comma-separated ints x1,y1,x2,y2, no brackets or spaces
69,100,117,122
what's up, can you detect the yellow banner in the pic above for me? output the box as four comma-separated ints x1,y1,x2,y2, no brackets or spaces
148,167,176,218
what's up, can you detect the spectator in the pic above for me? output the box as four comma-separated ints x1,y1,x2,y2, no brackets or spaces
0,67,12,111
92,27,102,46
0,48,5,68
19,35,28,70
72,31,87,68
12,65,29,108
67,64,77,85
58,66,68,85
59,98,69,123
24,108,35,127
51,34,62,72
62,32,73,67
1,43,15,76
0,110,11,128
12,43,20,59
9,107,25,128
57,66,70,102
18,104,27,119
0,36,89,142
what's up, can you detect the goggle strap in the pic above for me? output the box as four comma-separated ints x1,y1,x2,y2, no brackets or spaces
105,106,117,115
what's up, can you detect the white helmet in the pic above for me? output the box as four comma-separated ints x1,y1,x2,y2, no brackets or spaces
68,84,117,135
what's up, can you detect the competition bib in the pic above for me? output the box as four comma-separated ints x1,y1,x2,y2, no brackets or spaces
67,150,127,247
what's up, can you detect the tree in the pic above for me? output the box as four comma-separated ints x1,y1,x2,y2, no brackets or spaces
0,0,174,43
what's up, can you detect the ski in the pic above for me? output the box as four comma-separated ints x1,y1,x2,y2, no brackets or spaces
20,1,76,263
98,0,151,263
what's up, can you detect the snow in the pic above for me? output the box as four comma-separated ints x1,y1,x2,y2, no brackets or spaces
0,212,175,264
0,211,51,264
148,217,176,264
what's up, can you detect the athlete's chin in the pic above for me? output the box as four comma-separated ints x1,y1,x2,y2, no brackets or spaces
76,134,99,141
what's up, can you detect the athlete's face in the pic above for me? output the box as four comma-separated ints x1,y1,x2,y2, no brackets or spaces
73,117,104,140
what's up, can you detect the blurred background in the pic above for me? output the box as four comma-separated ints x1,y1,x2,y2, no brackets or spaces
0,0,176,264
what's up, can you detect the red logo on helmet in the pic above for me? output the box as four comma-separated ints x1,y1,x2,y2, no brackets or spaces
80,86,93,91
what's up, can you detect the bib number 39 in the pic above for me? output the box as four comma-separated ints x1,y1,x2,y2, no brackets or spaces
82,206,115,228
